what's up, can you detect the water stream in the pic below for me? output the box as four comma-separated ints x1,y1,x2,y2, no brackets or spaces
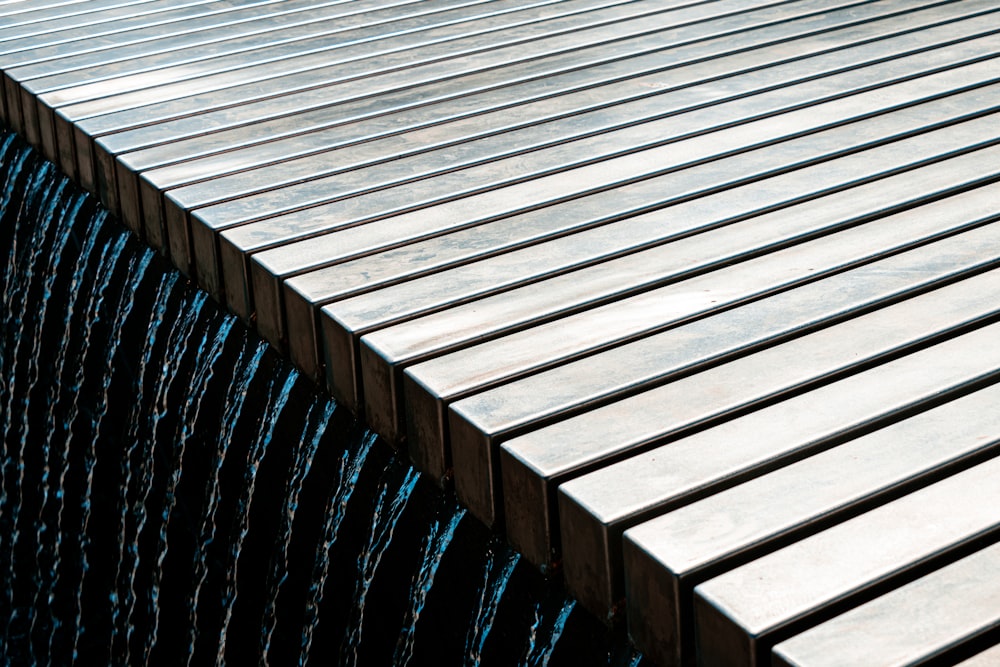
0,128,644,665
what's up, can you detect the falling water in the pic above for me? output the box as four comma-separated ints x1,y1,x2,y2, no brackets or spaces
147,313,233,659
184,338,266,665
467,543,521,665
111,270,181,665
524,599,578,667
2,161,69,660
259,398,336,664
214,366,297,666
341,463,422,667
297,428,376,665
70,238,151,663
24,176,84,664
394,505,467,666
0,129,644,665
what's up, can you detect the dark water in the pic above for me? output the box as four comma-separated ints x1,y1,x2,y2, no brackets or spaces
0,129,644,666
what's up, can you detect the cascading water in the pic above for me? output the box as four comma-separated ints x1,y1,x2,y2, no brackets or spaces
0,128,646,665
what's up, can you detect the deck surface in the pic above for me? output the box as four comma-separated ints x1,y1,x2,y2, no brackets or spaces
3,0,1000,664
